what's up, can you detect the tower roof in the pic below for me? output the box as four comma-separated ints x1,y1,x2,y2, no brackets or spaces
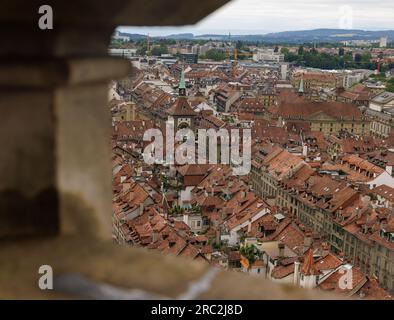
179,68,186,90
166,97,197,117
298,76,304,94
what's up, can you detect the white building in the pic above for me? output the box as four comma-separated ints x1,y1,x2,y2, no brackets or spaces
112,30,131,42
342,69,373,88
222,205,270,246
280,63,288,80
369,91,394,112
108,48,137,59
253,49,284,63
380,37,388,48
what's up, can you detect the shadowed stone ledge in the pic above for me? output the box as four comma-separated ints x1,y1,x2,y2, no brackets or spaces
0,236,339,300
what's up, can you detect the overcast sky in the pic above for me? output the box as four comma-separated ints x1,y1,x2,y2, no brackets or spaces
119,0,394,36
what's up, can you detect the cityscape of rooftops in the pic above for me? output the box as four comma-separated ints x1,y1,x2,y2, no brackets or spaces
109,0,394,302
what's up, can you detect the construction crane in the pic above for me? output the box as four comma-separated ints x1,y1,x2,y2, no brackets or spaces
226,48,254,77
146,34,151,56
226,48,254,61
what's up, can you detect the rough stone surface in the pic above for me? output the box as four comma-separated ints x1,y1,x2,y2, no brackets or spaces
1,1,230,27
56,83,114,238
0,89,58,237
0,236,338,299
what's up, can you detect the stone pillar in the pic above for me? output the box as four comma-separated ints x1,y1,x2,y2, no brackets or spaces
0,53,131,239
0,0,229,239
0,13,132,239
0,87,58,237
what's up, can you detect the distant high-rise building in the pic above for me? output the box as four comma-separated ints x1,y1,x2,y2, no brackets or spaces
180,53,198,64
280,63,288,80
380,37,388,48
252,48,284,63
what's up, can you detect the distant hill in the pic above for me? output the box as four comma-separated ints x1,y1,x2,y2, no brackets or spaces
119,29,394,43
258,29,394,43
118,32,147,41
158,33,194,40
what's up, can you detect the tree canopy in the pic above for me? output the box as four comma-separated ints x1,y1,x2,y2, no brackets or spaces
282,47,378,70
202,48,226,61
240,244,260,269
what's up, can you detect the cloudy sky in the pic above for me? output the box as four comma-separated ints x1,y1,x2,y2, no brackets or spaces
119,0,394,36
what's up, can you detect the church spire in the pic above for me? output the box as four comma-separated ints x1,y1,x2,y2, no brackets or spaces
178,68,186,96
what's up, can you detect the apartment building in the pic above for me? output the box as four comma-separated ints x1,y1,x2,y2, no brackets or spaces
250,145,394,292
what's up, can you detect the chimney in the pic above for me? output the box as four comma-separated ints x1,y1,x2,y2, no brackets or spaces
125,103,131,121
132,103,136,121
152,230,159,242
278,242,285,259
139,203,145,216
321,242,330,256
183,212,189,227
302,144,308,157
293,260,300,286
215,228,221,245
247,220,252,233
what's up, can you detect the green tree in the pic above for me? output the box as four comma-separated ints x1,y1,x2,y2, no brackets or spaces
361,52,372,64
150,44,168,56
136,46,147,56
191,204,202,214
205,48,226,61
240,244,259,270
280,47,289,55
387,78,394,93
168,205,185,216
284,52,299,63
236,40,243,50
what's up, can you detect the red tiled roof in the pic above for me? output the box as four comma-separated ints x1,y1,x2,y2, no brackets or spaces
301,248,320,276
167,97,197,117
276,101,363,121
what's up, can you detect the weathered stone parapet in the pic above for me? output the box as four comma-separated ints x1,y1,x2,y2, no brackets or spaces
0,57,131,239
0,58,131,87
0,237,338,299
0,1,229,28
